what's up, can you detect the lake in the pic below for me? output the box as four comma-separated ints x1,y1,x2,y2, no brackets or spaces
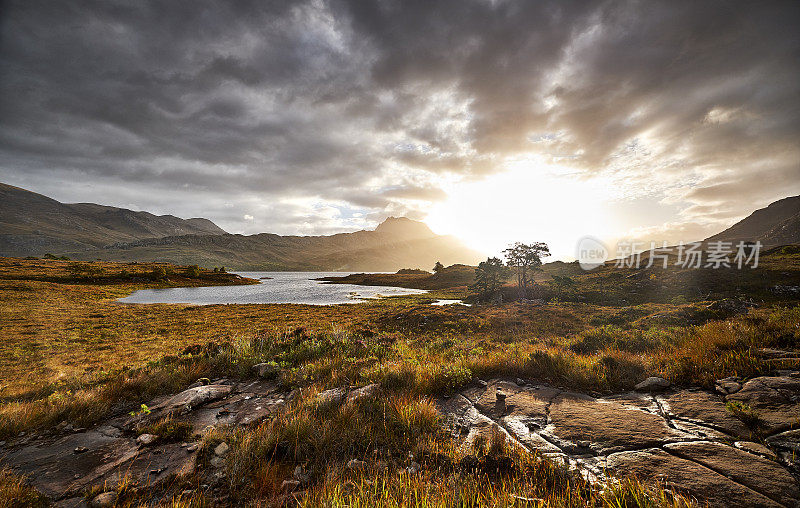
117,271,429,305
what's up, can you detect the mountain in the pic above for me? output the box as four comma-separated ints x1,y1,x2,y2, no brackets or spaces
0,183,482,270
0,182,226,257
705,195,800,246
75,219,482,271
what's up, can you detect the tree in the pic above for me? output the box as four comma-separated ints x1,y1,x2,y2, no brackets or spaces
433,261,444,273
470,257,509,298
503,242,550,298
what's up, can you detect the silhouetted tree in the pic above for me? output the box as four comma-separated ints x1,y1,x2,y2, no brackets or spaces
503,242,550,298
470,257,509,298
433,261,444,273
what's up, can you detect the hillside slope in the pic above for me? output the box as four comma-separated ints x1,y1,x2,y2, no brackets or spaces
0,183,226,256
705,195,800,245
71,218,483,271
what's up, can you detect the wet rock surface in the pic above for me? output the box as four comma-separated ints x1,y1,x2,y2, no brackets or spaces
437,375,800,507
0,379,288,503
2,375,798,507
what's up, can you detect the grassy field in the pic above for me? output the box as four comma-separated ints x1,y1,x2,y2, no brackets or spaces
0,254,798,506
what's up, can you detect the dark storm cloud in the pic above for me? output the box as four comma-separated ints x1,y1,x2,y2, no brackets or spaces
1,0,798,233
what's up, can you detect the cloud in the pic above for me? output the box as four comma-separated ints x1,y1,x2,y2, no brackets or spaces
0,0,798,236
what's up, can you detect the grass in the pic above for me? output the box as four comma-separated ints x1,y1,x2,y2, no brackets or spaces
0,254,798,505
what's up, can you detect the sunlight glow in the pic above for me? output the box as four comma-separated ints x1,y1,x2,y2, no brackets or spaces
425,160,621,260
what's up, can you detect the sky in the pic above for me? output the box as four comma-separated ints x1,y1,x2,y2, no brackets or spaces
1,0,799,259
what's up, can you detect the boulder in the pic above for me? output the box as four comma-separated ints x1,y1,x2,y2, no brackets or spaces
315,387,347,407
214,442,229,457
136,433,157,446
345,384,380,406
634,377,670,392
252,362,279,379
90,492,117,508
161,384,234,414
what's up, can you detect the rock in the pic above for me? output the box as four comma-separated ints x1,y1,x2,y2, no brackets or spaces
161,384,234,414
136,433,157,446
281,479,301,492
715,380,742,395
96,426,121,438
658,390,752,439
252,362,279,379
345,384,380,406
214,442,229,457
347,458,366,470
293,465,310,484
315,387,347,407
90,491,117,508
606,448,782,508
766,429,800,455
734,441,777,460
725,376,800,434
187,377,211,389
545,392,689,454
664,441,799,507
210,456,225,468
705,298,756,315
494,390,507,415
634,377,670,392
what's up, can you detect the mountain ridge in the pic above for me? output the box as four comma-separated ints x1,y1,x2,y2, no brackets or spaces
0,183,483,271
704,195,800,245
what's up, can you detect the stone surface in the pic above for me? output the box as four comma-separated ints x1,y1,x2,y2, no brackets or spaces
346,384,380,406
734,440,777,460
136,433,157,446
634,376,670,392
725,376,800,434
665,441,799,507
90,491,117,508
161,384,234,414
605,448,782,508
434,376,800,508
658,390,753,439
214,442,229,457
546,392,689,453
252,362,278,379
315,387,347,406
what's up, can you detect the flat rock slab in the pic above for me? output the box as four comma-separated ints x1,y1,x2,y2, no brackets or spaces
436,377,800,507
545,392,691,454
1,379,287,503
725,376,800,434
664,441,800,507
0,430,138,499
605,448,783,508
658,390,753,439
159,384,234,414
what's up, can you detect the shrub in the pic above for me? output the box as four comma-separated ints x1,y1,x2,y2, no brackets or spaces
184,265,201,278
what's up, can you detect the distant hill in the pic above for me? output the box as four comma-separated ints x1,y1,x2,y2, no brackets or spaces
77,218,482,271
0,183,482,271
0,183,226,257
705,195,800,246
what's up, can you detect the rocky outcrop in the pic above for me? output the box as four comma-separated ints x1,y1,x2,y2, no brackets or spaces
437,375,800,507
0,380,287,503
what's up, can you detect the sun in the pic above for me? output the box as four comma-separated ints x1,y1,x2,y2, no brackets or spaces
425,160,618,260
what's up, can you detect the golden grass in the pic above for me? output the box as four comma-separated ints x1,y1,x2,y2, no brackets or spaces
1,256,796,506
